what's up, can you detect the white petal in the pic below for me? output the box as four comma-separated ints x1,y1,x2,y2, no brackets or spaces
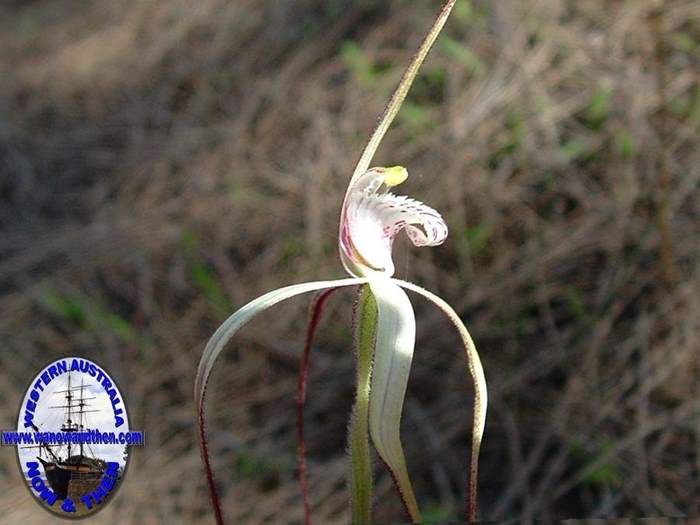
367,277,421,522
393,278,487,521
195,278,367,412
342,172,449,277
195,278,367,522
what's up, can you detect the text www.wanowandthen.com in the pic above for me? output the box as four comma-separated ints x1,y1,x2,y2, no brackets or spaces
1,429,144,446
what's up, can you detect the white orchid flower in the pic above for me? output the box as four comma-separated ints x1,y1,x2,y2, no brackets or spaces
194,1,487,524
340,165,449,277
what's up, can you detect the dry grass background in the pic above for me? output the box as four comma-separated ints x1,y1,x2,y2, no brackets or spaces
0,0,698,523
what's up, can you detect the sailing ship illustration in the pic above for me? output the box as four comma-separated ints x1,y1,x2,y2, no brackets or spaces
24,372,111,500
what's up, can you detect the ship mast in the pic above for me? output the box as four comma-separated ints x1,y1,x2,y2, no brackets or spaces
78,378,85,458
64,372,73,458
49,372,98,460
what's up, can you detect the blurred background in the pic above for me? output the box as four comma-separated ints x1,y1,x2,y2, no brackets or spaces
0,0,698,523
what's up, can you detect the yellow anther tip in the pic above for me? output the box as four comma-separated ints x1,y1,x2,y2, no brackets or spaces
382,166,408,187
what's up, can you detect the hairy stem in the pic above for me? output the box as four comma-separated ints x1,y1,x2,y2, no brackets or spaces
296,287,339,525
349,285,378,524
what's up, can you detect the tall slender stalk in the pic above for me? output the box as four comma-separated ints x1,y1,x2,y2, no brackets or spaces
349,285,378,524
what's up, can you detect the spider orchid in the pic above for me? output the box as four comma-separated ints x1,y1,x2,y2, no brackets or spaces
194,1,487,524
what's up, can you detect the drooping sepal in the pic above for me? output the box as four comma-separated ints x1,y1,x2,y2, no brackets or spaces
367,278,421,522
394,279,487,523
195,278,367,524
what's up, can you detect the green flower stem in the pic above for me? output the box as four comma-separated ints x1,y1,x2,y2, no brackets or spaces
349,285,377,524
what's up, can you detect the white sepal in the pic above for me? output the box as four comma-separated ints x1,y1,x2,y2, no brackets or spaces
394,279,487,521
367,277,421,522
195,278,367,412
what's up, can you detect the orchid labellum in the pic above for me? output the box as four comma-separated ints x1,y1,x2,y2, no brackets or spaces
194,1,487,523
